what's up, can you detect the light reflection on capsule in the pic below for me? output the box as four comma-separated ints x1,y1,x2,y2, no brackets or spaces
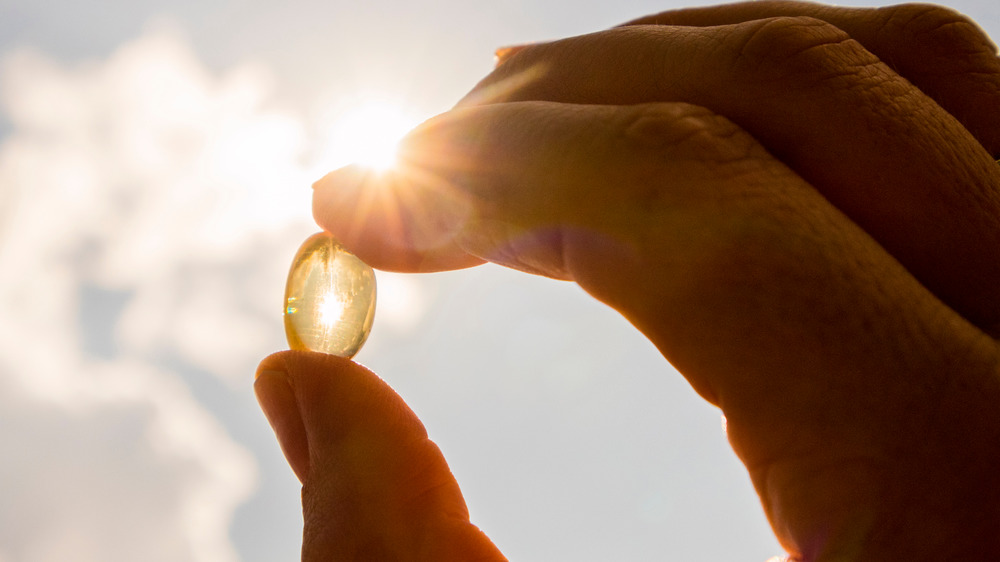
283,232,376,358
318,294,347,327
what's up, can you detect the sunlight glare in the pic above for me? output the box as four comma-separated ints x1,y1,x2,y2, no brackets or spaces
322,99,420,172
318,294,346,327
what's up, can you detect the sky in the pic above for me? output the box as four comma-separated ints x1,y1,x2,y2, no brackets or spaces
0,0,997,561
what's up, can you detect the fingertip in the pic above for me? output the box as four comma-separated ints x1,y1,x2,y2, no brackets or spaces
254,349,297,378
261,350,362,412
311,163,370,192
259,350,432,450
254,352,311,483
311,164,393,249
258,354,507,560
311,164,485,273
255,351,381,483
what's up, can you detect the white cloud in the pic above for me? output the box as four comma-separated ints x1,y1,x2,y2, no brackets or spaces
0,25,337,561
0,361,254,562
0,18,435,560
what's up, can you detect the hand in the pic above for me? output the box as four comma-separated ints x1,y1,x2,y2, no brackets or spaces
254,353,506,560
259,2,1000,559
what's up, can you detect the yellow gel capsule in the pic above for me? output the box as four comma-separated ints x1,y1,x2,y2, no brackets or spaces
284,232,376,358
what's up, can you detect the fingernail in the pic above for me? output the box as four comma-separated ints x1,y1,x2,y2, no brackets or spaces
494,45,522,67
254,368,310,483
494,43,537,67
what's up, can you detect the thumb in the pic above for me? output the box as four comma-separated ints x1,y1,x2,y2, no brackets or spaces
255,350,506,561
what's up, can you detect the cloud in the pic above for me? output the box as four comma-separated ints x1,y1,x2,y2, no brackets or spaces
0,26,312,376
0,18,436,560
0,361,254,562
0,25,330,561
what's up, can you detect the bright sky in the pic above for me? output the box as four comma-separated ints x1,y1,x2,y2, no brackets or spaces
1,0,998,561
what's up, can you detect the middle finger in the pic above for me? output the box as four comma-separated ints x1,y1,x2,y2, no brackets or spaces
460,17,1000,333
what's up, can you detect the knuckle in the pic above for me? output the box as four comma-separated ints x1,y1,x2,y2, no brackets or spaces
617,103,785,223
734,16,881,84
877,3,998,73
737,16,852,63
621,103,767,172
879,4,994,56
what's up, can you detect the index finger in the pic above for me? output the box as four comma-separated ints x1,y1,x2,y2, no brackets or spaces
619,1,1000,153
314,98,1000,559
454,13,1000,332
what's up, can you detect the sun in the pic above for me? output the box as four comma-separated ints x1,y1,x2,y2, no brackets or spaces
321,99,421,172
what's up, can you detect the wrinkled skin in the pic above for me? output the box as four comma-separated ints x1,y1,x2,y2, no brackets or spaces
256,2,1000,560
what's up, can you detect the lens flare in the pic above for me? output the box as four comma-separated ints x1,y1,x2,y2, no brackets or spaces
321,100,420,172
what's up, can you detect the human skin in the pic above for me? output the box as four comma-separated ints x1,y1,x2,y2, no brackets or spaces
255,2,1000,560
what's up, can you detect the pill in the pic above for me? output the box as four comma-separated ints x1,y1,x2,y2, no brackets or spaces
284,232,376,358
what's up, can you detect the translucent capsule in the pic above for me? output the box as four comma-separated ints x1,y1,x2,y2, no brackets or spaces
284,232,376,358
